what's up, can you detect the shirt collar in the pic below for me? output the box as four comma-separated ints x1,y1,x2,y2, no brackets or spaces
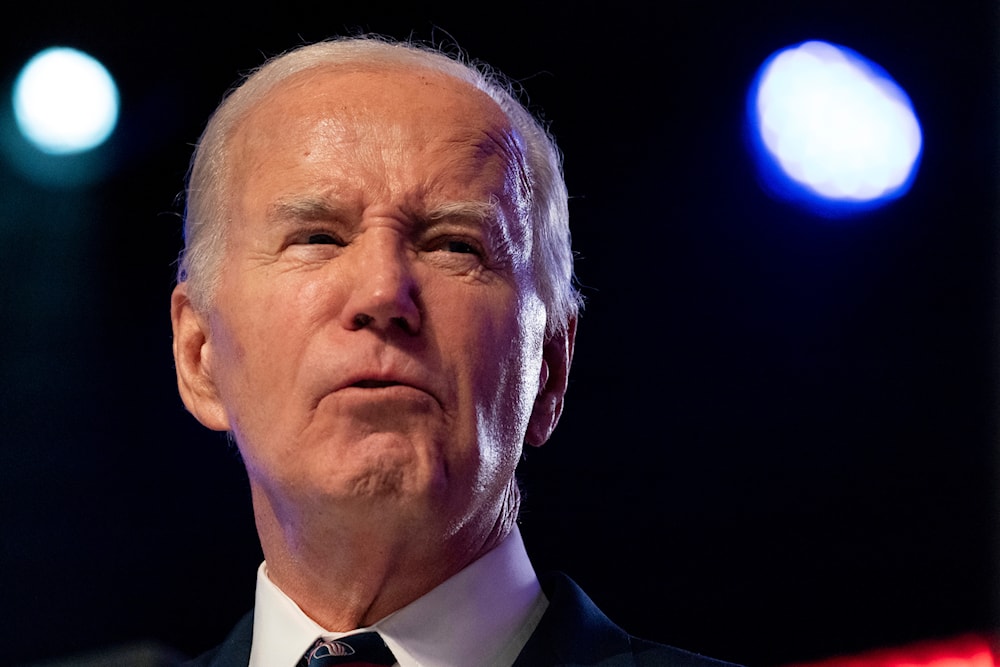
249,527,547,667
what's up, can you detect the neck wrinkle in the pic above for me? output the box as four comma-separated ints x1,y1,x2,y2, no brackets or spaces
250,474,521,632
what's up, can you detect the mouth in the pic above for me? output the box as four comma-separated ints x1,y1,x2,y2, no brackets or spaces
337,376,443,412
351,379,404,389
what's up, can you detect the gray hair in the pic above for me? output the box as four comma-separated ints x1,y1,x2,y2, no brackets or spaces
178,36,581,337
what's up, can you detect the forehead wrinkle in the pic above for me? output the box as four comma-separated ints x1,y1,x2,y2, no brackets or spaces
427,125,529,225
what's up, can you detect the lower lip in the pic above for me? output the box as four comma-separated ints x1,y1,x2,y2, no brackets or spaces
340,384,433,399
332,384,439,411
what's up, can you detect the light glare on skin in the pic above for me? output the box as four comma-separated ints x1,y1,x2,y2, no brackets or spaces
170,64,572,626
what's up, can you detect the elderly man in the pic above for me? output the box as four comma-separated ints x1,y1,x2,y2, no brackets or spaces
171,36,735,667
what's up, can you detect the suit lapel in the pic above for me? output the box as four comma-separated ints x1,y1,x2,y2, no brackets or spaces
182,611,254,667
513,572,636,667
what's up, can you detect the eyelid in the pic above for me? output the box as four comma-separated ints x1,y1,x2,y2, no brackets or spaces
424,222,488,251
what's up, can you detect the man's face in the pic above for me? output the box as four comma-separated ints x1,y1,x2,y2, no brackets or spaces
172,65,568,543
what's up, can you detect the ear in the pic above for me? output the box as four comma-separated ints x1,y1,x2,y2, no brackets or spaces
170,283,231,432
525,316,577,448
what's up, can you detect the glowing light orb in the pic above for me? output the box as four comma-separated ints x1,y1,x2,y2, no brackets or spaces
13,47,119,155
748,40,922,214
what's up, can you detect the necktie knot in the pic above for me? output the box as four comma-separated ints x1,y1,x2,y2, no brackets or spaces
299,631,396,666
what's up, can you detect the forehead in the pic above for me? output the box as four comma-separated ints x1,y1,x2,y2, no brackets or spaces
246,63,510,129
226,65,528,209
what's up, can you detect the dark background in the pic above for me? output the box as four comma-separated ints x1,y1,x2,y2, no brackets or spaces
1,2,997,666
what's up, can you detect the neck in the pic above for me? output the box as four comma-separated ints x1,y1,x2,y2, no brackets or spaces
251,481,518,631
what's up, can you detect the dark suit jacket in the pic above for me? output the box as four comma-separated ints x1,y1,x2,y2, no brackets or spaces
182,572,739,667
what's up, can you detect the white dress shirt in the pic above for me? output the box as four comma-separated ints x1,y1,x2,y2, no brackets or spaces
248,527,548,667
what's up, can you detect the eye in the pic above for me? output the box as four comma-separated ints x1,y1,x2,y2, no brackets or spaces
427,233,485,257
442,239,480,255
307,232,343,245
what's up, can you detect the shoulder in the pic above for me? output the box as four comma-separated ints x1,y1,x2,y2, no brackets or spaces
179,611,254,667
516,572,740,667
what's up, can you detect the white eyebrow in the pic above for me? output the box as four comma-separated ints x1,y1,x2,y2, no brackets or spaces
266,197,499,225
424,199,500,225
264,195,512,256
266,196,352,225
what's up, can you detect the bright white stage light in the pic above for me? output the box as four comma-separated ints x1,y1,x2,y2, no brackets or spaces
13,47,119,155
748,40,922,214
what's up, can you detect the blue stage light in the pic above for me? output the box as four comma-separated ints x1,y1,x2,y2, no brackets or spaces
747,40,922,216
12,47,119,155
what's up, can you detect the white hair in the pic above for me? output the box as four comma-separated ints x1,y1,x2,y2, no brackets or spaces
178,36,581,336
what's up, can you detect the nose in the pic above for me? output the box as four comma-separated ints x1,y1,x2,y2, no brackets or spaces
339,233,421,335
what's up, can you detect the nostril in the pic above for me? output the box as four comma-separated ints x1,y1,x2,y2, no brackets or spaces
353,313,374,328
391,316,414,334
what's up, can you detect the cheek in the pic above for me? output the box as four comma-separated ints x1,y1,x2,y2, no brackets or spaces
465,294,546,441
219,271,325,348
207,281,313,417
